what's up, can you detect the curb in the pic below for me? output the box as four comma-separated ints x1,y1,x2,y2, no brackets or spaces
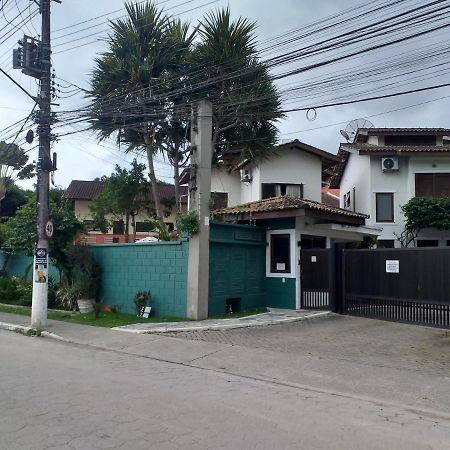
114,311,332,334
0,321,41,337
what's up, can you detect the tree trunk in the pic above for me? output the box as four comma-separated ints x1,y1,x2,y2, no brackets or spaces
125,212,130,243
173,146,181,215
145,145,165,225
131,212,137,243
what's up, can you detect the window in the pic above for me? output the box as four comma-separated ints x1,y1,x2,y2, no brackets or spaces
376,193,394,222
135,221,153,233
384,135,436,146
416,240,438,247
415,173,450,197
83,220,100,232
270,234,291,273
300,235,326,249
377,239,395,248
112,220,124,235
210,192,228,210
262,183,303,199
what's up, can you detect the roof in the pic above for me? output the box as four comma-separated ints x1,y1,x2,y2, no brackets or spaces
65,180,188,203
212,195,368,225
342,143,450,154
330,140,450,188
321,188,340,208
355,127,450,143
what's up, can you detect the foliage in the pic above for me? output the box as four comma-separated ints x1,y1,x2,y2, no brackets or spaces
151,218,172,241
398,197,450,247
5,189,84,276
175,211,199,236
90,160,149,242
88,2,195,222
192,8,283,162
0,185,29,218
0,141,35,210
133,290,150,316
0,276,32,306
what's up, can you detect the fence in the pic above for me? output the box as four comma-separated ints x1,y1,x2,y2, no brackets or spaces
342,248,450,328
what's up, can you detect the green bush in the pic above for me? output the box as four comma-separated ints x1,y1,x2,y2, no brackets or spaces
0,276,32,306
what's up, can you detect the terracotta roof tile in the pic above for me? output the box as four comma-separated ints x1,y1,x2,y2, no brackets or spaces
65,180,188,203
212,196,368,219
343,143,450,154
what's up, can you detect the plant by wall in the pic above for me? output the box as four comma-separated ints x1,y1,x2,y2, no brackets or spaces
397,197,450,247
175,211,199,236
133,290,150,317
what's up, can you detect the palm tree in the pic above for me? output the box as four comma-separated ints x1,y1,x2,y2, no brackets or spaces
87,2,194,222
192,8,283,163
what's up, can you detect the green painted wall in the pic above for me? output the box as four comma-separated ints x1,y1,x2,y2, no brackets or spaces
265,277,296,309
209,222,266,316
90,240,188,317
0,252,60,281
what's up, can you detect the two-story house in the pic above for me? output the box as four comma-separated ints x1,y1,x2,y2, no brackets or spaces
65,180,187,244
332,127,450,248
204,139,378,310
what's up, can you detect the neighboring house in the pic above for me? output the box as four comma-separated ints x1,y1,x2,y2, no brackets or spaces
332,127,450,248
65,180,187,244
205,139,378,310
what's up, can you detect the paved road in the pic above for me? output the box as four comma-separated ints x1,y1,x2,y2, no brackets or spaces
1,324,450,449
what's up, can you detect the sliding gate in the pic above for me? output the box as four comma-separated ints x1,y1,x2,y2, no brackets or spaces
301,249,330,309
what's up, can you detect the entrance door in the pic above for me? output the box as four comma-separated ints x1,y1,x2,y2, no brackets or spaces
300,249,330,309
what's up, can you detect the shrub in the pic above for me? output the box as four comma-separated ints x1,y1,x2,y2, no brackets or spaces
133,290,150,317
0,276,32,306
175,211,199,236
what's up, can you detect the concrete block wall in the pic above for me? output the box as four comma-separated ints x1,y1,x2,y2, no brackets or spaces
89,239,189,317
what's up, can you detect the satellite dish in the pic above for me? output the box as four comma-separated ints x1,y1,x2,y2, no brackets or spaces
342,118,374,143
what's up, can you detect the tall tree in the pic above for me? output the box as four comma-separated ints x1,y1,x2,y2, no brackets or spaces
192,8,282,162
90,160,148,243
87,2,194,223
0,141,35,211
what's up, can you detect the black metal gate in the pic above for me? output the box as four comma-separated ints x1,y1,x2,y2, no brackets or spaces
300,249,330,309
342,248,450,328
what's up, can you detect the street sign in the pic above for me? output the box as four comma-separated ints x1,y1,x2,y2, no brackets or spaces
45,220,54,238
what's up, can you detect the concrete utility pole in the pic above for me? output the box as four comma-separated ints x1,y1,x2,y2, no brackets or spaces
31,0,53,327
187,101,212,320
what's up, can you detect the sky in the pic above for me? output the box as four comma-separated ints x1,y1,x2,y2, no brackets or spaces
1,0,450,190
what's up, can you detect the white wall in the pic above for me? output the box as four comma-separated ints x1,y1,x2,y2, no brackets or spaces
210,167,241,207
339,151,371,215
258,149,322,202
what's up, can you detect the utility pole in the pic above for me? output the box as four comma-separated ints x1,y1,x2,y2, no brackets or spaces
13,0,57,327
187,100,212,320
31,0,52,327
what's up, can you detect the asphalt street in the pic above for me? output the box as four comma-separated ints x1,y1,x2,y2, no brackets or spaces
1,320,450,450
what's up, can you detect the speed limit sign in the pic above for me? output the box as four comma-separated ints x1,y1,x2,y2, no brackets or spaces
45,220,54,239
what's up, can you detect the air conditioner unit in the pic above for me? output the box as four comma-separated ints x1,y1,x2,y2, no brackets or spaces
381,157,399,172
240,169,252,182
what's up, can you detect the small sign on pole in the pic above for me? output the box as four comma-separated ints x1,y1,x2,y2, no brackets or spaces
386,260,400,273
45,220,54,239
34,248,48,283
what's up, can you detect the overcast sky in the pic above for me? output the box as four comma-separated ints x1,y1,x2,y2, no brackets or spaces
1,0,449,190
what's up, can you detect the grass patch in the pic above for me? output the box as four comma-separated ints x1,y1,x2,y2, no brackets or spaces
210,307,268,319
0,303,190,328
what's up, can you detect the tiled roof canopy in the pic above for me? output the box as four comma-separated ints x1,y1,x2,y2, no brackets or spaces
212,196,368,225
65,180,188,203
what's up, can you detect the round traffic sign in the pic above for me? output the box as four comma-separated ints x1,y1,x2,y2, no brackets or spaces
45,220,54,238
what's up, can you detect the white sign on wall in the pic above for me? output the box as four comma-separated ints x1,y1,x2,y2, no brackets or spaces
386,260,400,273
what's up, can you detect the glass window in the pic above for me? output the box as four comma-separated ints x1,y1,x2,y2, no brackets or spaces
135,221,153,233
377,239,395,248
270,234,291,273
416,240,438,247
112,220,124,235
376,193,394,222
210,192,228,210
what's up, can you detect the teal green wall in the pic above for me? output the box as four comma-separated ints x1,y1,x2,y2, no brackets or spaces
209,222,266,316
90,240,188,317
0,252,60,281
265,277,296,309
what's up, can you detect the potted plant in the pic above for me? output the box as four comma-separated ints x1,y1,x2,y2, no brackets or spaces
134,290,150,317
56,244,101,313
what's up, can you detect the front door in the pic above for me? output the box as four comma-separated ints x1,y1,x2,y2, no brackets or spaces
300,248,330,309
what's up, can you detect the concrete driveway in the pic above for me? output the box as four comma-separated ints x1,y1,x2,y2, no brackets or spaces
164,314,450,413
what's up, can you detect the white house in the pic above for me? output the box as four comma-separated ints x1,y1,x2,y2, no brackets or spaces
332,127,450,248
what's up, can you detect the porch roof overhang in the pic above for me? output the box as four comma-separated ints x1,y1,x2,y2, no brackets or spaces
212,196,368,226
